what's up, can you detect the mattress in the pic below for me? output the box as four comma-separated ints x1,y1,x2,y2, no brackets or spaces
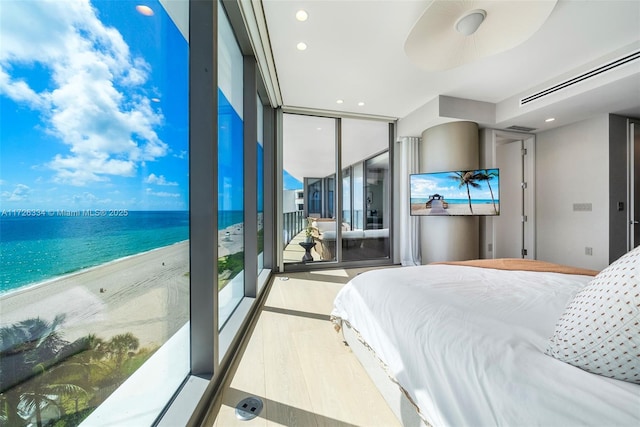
331,264,640,426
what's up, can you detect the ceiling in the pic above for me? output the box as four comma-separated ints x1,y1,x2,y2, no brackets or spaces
260,0,640,135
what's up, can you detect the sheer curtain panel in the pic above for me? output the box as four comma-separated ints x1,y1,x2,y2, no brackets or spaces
398,136,421,265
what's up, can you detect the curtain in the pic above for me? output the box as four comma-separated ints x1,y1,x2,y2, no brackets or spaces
398,136,421,265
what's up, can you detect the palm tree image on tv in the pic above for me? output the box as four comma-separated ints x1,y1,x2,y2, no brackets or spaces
476,169,499,214
450,171,481,214
410,168,500,216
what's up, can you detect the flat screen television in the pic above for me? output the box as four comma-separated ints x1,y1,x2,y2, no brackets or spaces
410,168,500,216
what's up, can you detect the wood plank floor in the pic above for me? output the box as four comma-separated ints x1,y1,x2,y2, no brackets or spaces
211,268,401,427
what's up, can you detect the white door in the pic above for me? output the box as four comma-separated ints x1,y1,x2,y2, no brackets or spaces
494,139,524,258
489,130,535,259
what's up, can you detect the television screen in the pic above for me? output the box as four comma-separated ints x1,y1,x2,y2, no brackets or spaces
410,168,500,216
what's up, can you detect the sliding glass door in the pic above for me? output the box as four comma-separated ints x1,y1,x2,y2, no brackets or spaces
282,114,391,266
282,114,337,264
341,119,390,261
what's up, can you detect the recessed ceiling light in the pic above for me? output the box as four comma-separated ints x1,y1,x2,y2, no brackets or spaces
296,10,308,21
296,42,307,51
545,117,555,122
336,99,344,104
136,5,154,16
358,102,365,106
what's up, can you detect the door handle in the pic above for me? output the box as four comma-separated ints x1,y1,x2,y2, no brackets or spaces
632,220,640,225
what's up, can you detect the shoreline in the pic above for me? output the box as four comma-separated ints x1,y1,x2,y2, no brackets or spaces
0,240,190,299
0,221,246,348
2,216,247,298
0,241,190,347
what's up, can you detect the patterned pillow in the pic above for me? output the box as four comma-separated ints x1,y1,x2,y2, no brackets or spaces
545,246,640,384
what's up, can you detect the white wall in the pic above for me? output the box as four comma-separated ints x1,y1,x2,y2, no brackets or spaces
536,114,609,270
283,190,298,213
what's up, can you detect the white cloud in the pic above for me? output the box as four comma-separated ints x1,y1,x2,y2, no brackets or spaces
146,173,178,186
146,188,180,198
2,184,31,201
0,0,167,186
0,68,47,108
72,192,98,204
410,178,438,197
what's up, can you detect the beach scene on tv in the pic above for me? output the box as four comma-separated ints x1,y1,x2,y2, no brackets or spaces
410,169,500,216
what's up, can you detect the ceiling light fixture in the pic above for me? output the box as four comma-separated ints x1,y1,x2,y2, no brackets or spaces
336,99,344,104
296,10,308,22
545,117,556,122
358,102,365,106
454,9,486,36
296,42,307,51
404,0,557,71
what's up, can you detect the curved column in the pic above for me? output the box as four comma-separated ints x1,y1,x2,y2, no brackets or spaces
420,121,479,263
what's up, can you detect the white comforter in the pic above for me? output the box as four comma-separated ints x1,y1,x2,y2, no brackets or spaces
331,265,640,427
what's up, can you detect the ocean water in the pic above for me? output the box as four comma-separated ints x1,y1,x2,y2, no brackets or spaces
218,210,244,230
411,198,497,204
0,211,190,294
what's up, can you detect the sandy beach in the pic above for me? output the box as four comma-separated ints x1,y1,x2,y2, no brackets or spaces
411,203,500,216
0,241,190,348
218,222,245,257
0,220,247,349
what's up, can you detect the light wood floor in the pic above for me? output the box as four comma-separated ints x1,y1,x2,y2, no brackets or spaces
210,268,401,427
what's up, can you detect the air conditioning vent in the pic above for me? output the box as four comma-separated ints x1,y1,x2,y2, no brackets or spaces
520,50,640,106
505,125,536,132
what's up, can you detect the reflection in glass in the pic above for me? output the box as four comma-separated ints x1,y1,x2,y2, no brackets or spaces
361,152,390,258
353,163,364,230
257,96,265,279
305,178,323,217
341,119,390,261
218,5,244,327
342,168,351,227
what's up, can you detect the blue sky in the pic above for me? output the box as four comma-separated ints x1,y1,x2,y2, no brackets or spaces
283,170,303,190
0,0,189,211
410,169,500,201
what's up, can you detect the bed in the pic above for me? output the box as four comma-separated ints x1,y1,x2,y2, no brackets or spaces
331,252,640,426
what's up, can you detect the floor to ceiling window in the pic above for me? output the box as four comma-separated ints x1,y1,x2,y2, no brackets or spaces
282,114,337,264
281,114,392,266
0,1,189,425
341,119,390,261
1,0,279,424
257,95,265,286
218,4,244,327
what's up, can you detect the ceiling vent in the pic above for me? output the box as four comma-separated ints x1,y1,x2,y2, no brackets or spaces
505,125,537,132
520,50,640,106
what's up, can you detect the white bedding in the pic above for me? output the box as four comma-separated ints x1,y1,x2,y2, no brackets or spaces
331,265,640,426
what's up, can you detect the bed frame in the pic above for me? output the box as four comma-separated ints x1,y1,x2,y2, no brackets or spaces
342,323,429,427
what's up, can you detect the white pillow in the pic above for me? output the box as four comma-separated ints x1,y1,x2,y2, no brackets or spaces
546,246,640,384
